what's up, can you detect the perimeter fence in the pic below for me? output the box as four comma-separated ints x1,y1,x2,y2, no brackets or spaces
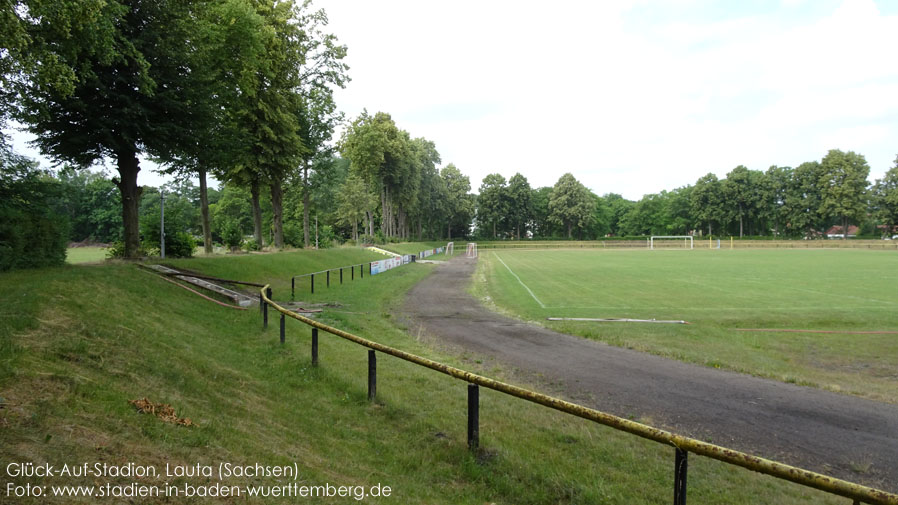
477,239,898,250
258,284,898,505
290,246,448,297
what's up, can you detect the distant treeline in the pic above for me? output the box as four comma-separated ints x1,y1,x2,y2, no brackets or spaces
474,150,898,240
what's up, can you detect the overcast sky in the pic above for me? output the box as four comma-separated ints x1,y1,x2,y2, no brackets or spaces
8,0,898,200
322,0,898,199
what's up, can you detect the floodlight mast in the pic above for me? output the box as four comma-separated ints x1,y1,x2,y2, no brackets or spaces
650,236,694,250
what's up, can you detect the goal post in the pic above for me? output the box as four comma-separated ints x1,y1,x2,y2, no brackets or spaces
650,236,694,250
466,242,478,258
446,241,454,256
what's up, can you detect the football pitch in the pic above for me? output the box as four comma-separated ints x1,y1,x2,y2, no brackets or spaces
477,248,898,403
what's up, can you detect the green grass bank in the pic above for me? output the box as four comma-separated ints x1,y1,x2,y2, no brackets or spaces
0,247,852,503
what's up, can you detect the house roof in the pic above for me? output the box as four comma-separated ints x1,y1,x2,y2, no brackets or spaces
824,225,859,235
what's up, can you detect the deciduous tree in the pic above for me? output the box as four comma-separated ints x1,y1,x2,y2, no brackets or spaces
818,149,870,239
548,173,593,238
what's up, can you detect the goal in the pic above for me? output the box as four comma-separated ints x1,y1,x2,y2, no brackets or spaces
650,236,694,250
466,242,478,258
446,241,454,256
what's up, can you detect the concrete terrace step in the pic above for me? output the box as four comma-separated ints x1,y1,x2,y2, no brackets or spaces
145,264,255,307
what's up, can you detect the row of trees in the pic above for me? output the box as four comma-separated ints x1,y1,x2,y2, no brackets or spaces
472,150,898,240
2,0,348,258
338,111,474,241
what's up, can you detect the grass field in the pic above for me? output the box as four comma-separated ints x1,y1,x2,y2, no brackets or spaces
0,249,848,504
65,246,107,264
476,248,898,403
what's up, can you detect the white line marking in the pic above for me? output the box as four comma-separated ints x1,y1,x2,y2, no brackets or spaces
495,253,545,308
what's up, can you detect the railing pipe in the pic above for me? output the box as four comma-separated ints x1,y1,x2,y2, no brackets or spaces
260,285,898,505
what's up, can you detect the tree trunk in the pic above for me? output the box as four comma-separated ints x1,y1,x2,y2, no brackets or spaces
447,221,451,240
739,214,744,237
842,215,848,240
199,168,212,254
493,221,496,239
567,222,572,238
115,149,142,259
352,220,358,241
270,179,284,248
250,178,263,247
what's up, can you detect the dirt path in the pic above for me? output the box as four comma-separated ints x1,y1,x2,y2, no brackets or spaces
402,255,898,492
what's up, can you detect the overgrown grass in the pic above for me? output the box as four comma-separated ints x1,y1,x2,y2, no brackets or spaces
476,248,898,404
0,251,851,503
65,247,107,264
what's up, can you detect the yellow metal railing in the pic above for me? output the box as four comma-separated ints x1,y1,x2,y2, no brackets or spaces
260,285,898,505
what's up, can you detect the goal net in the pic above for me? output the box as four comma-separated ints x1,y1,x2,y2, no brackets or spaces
466,242,478,258
650,236,694,250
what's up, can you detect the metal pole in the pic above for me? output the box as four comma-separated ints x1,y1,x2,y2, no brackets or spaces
327,270,330,288
262,298,268,329
468,384,479,450
291,277,295,299
311,274,314,294
340,267,343,284
160,190,165,259
311,328,318,365
674,448,688,505
351,265,355,281
279,314,285,344
368,350,377,401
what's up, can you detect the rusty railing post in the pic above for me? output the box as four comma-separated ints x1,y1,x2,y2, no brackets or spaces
279,313,285,344
674,448,688,505
468,384,479,450
368,350,376,401
311,328,318,365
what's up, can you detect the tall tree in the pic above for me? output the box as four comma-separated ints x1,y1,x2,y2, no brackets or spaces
765,165,793,237
477,173,508,238
872,155,898,237
722,166,765,237
530,186,554,237
295,4,348,248
13,0,204,257
340,111,411,239
603,193,635,236
783,161,825,237
818,149,870,239
506,173,533,239
158,0,269,254
690,173,724,236
548,173,593,238
441,164,473,239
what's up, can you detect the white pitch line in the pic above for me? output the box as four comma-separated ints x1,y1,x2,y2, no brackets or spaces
494,253,545,308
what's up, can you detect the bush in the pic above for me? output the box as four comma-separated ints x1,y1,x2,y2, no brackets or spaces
243,238,260,252
221,221,243,250
0,152,69,271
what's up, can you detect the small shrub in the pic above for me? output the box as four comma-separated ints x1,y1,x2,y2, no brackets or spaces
243,238,260,252
221,221,243,250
